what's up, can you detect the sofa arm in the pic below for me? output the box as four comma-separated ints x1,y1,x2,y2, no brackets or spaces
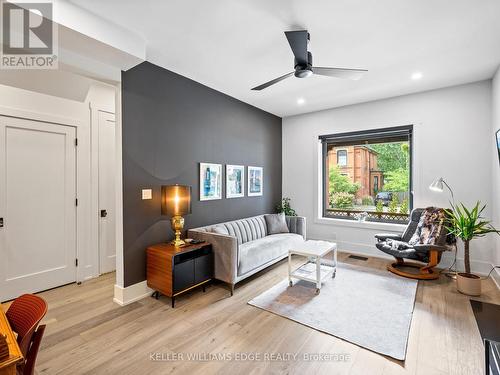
286,216,306,240
187,229,238,285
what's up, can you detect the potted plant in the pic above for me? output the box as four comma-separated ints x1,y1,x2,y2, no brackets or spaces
445,201,500,296
276,197,297,216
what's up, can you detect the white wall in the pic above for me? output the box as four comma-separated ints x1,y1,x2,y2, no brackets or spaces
492,67,500,284
283,81,494,274
0,70,116,282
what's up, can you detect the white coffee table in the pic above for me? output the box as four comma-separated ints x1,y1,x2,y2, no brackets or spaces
288,240,337,294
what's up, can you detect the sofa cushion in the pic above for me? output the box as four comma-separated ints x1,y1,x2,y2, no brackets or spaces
223,216,268,245
265,213,289,234
211,225,229,235
375,241,424,261
238,233,304,276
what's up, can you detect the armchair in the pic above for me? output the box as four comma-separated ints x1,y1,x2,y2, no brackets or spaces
375,207,454,280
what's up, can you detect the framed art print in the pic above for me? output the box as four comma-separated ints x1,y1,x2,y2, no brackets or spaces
226,165,245,198
200,163,222,201
248,166,263,197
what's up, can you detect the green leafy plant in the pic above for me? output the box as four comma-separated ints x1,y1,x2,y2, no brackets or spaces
388,194,399,214
383,168,409,192
370,142,409,172
399,198,409,214
371,142,409,193
276,197,297,216
445,201,500,274
362,196,374,206
376,200,384,213
329,166,360,195
330,192,355,209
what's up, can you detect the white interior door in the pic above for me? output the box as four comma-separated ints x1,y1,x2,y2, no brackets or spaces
0,116,77,302
98,111,116,274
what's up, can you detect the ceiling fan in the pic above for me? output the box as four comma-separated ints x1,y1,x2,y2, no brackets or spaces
251,30,367,91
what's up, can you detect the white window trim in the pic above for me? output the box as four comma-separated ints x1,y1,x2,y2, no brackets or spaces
314,216,406,231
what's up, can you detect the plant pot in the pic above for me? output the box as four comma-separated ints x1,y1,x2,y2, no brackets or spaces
456,272,482,296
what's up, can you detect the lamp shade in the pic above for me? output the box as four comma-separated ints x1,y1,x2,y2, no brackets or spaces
429,177,444,192
161,185,191,216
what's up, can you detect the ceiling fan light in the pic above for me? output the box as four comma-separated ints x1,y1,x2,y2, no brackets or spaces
411,72,423,80
295,69,313,78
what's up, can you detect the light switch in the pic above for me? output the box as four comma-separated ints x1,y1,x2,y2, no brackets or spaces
142,189,152,200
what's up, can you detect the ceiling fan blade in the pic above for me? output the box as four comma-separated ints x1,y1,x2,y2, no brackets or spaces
285,30,309,66
251,72,294,91
313,67,367,80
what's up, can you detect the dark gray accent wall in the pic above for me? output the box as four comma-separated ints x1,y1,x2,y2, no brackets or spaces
122,62,282,287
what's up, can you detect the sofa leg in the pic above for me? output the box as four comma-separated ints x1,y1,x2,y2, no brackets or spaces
229,283,234,296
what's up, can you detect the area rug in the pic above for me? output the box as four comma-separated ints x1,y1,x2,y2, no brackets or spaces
248,262,418,360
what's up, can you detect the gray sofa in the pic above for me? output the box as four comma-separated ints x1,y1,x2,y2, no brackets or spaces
188,214,306,294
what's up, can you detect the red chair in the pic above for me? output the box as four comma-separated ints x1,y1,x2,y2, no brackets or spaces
6,294,48,375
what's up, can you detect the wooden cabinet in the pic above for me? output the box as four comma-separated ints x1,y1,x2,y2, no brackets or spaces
146,242,213,307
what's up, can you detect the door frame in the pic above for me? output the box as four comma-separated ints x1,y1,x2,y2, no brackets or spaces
114,85,125,289
91,107,116,275
0,105,87,283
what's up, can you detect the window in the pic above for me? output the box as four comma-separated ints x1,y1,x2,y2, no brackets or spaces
337,150,347,166
320,125,413,223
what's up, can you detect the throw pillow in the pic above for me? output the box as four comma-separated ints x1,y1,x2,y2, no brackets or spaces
408,207,445,246
265,213,289,234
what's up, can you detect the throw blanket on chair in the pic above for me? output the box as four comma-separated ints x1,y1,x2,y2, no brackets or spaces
387,207,446,250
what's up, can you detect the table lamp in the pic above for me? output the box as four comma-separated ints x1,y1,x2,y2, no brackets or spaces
161,185,192,247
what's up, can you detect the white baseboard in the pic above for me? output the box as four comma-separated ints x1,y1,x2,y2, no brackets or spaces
439,256,494,277
339,243,392,260
113,280,153,306
309,237,391,260
310,236,500,290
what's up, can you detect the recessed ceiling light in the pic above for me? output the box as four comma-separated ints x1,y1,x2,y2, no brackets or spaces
411,72,423,80
297,98,305,105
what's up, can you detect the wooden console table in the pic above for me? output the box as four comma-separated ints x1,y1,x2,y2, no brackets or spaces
0,306,23,375
146,242,213,308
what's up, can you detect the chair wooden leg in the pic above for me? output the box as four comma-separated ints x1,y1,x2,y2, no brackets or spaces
387,251,440,280
420,250,438,274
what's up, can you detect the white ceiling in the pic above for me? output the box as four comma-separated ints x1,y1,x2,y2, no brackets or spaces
69,0,500,117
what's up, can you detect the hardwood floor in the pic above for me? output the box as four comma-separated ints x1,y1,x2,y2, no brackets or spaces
8,253,500,375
